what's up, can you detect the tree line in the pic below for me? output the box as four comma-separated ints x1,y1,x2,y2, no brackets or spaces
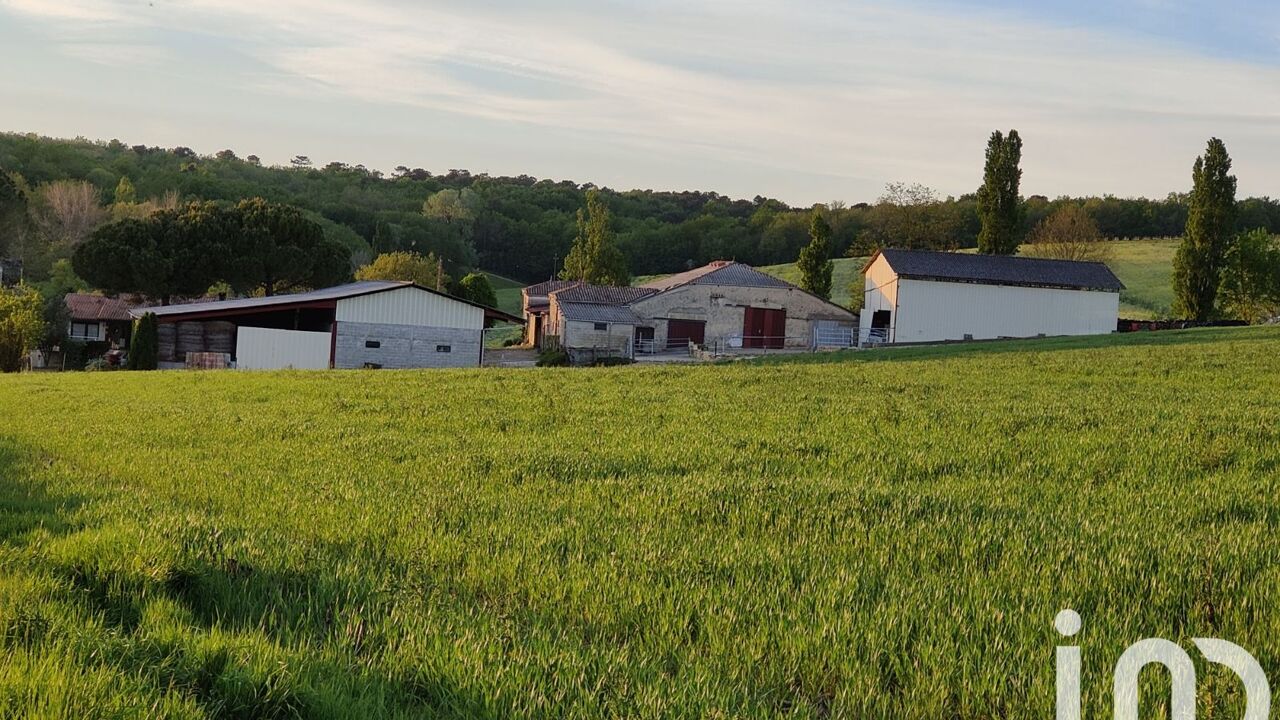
6,132,1280,287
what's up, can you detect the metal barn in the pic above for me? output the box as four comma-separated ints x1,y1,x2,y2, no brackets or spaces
860,249,1124,344
133,281,522,370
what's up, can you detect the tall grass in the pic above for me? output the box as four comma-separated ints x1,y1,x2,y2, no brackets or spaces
0,327,1277,717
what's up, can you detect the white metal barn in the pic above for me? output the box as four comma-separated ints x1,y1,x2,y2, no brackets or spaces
133,281,522,370
860,249,1124,344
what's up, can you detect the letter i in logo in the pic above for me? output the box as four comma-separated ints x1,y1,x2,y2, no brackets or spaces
1056,609,1082,720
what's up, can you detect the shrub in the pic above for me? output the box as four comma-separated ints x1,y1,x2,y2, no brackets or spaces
128,313,158,370
535,349,570,367
592,356,634,367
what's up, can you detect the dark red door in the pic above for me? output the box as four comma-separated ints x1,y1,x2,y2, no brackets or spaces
743,307,762,349
667,319,705,348
763,309,785,349
743,307,785,349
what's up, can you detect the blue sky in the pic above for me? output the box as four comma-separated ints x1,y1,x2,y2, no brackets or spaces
1,0,1277,205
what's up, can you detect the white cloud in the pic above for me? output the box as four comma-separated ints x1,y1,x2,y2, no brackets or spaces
3,0,1280,202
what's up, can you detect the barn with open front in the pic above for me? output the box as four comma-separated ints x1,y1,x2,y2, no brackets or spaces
132,281,522,370
860,249,1124,344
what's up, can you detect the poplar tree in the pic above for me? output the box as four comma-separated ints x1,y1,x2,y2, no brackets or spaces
559,189,630,286
1173,138,1237,320
977,129,1024,255
797,212,834,299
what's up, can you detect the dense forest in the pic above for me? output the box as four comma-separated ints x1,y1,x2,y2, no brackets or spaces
4,132,1280,284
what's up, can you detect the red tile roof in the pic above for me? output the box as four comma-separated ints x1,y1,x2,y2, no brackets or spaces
64,293,135,322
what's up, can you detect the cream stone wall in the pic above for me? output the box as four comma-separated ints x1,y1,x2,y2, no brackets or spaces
631,284,856,349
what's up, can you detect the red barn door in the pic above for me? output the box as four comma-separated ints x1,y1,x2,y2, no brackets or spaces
743,307,785,349
667,319,705,348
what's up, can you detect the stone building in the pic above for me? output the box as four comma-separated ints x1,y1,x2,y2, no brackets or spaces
534,261,858,363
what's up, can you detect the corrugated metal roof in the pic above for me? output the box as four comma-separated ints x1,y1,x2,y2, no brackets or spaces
550,285,657,305
134,281,408,318
64,293,135,322
558,302,644,324
638,261,793,291
876,249,1125,292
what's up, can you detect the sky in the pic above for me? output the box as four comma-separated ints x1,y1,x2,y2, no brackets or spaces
1,0,1278,205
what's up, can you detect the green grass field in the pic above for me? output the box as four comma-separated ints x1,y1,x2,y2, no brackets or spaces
1101,238,1180,318
480,272,525,316
1,327,1278,718
480,272,526,348
755,258,865,308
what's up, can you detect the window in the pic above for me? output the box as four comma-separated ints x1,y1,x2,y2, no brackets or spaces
365,340,381,349
435,345,451,353
593,322,608,331
69,322,98,340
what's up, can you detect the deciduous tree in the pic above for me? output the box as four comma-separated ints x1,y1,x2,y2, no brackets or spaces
977,129,1023,255
459,271,497,307
355,251,444,289
29,180,107,251
0,284,43,372
0,172,28,261
1173,138,1237,320
797,212,834,299
560,189,630,286
1025,205,1111,263
1218,228,1280,323
857,183,963,252
113,176,137,205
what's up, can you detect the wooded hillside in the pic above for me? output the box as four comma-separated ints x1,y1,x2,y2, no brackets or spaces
4,132,1280,283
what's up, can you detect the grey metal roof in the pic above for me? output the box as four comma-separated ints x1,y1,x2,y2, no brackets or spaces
558,302,644,324
133,281,409,318
876,249,1125,292
523,279,580,296
551,285,657,305
638,261,793,291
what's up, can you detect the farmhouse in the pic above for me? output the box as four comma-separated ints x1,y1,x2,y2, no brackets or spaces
65,293,134,347
132,281,522,370
521,279,580,347
860,249,1124,344
530,260,858,362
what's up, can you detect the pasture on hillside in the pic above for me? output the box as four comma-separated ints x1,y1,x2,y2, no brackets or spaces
1,327,1278,718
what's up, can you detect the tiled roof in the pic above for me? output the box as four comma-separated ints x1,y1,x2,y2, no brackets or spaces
558,302,644,324
524,279,580,296
550,284,657,305
875,249,1124,292
638,261,793,291
64,293,134,322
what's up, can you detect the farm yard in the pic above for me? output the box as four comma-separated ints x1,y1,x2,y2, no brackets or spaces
0,327,1278,718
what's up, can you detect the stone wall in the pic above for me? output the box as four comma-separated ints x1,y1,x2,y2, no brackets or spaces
334,322,481,369
631,284,856,350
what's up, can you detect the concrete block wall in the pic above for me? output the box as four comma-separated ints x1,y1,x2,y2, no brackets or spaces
334,322,481,369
